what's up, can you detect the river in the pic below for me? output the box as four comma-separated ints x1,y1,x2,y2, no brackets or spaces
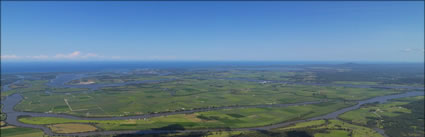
2,91,423,136
1,73,424,136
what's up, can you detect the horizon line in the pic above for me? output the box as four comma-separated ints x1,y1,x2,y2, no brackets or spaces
1,60,424,64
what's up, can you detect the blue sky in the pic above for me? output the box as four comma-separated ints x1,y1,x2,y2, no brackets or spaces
1,2,424,62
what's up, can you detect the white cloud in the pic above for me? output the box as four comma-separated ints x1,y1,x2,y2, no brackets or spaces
83,53,99,58
28,55,49,59
55,51,82,59
146,56,177,60
70,51,81,57
1,55,20,59
53,51,107,59
1,51,120,60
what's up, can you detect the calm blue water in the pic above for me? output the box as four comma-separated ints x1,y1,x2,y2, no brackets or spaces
1,61,344,74
3,61,422,74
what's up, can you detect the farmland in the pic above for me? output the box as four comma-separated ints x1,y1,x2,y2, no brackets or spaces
1,63,423,136
339,96,425,137
277,119,383,137
0,126,45,137
48,124,98,133
19,101,353,130
11,76,404,117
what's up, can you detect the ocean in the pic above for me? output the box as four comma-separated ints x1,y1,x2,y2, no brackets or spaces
0,61,343,74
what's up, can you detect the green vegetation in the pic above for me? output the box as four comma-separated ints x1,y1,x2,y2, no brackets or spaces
0,126,45,137
315,130,350,137
211,70,298,82
1,105,6,121
339,96,424,137
1,75,20,86
112,131,245,137
280,120,326,130
48,123,98,133
339,101,412,126
2,80,50,97
6,65,417,117
19,101,353,131
311,64,424,86
160,119,383,137
14,77,400,117
2,64,423,136
278,119,383,137
1,104,6,127
67,73,176,85
332,81,378,85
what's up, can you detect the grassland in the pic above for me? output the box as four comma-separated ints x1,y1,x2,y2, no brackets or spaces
19,101,353,132
67,74,177,85
48,123,98,133
339,96,424,125
4,67,412,118
0,126,45,137
339,101,412,126
280,120,326,130
278,119,383,137
332,81,378,85
1,105,5,121
166,119,384,137
13,77,400,117
210,70,298,82
339,96,424,137
1,105,6,127
315,130,350,137
3,65,423,136
112,131,245,137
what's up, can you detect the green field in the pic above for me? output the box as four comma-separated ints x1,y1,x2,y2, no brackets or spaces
339,101,413,126
19,101,353,131
2,64,423,136
13,77,401,117
278,119,383,137
171,119,384,137
339,96,425,137
0,126,45,137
